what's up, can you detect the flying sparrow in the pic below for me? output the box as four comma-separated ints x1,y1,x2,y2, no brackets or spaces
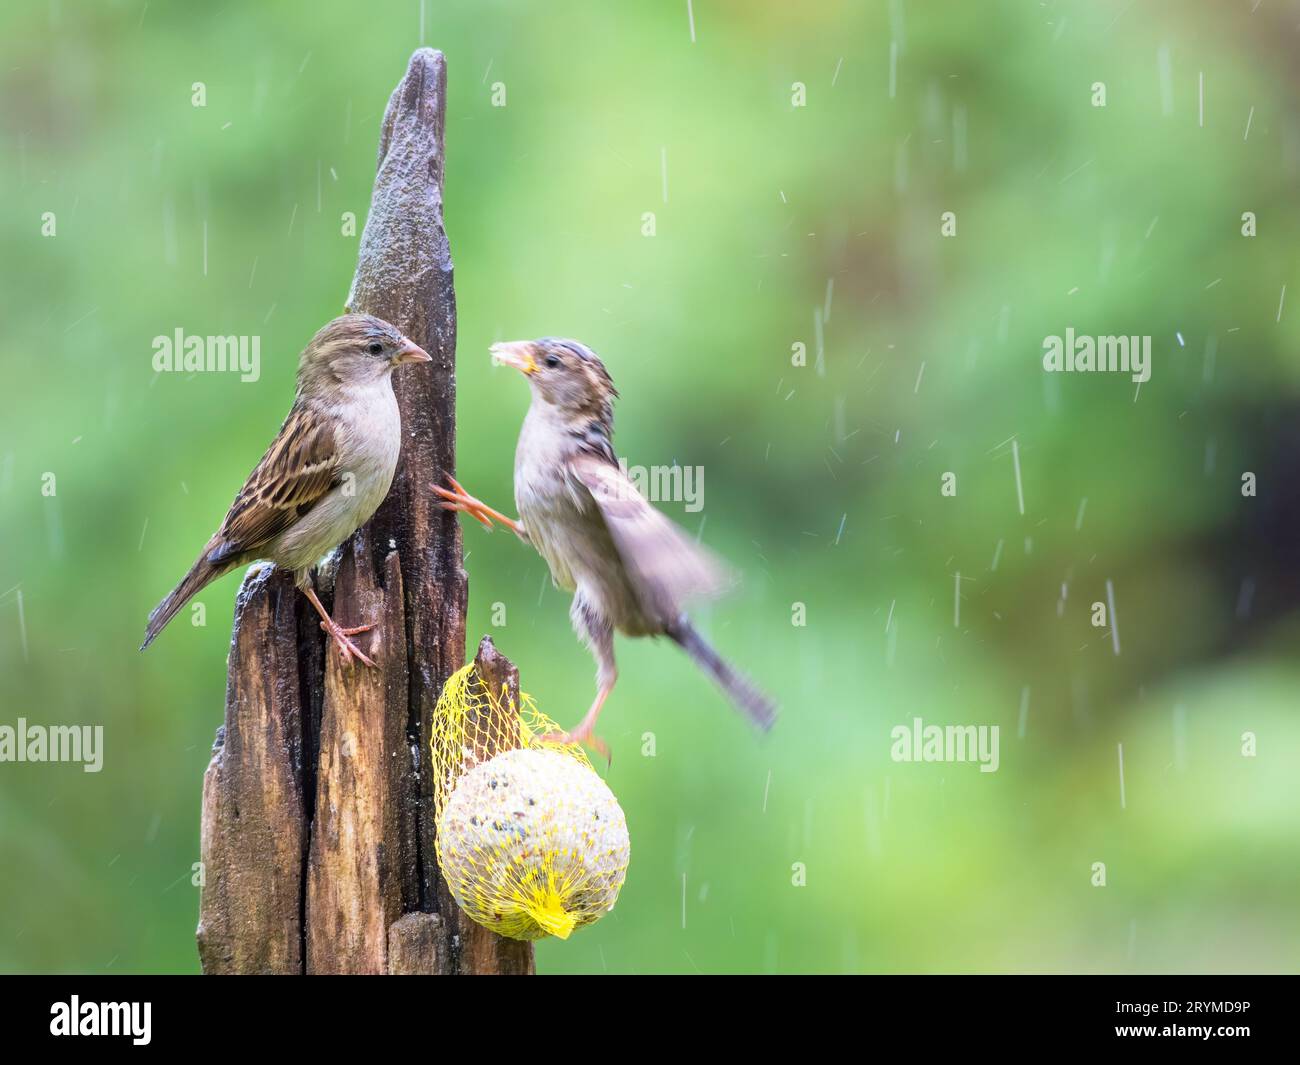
141,313,431,666
436,338,777,756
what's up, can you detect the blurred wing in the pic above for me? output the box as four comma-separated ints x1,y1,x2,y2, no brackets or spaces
207,404,342,564
568,452,734,619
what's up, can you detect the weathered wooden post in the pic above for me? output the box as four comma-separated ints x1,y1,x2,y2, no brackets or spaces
196,48,534,976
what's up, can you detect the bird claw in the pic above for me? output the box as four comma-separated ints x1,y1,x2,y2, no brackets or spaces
540,727,611,766
319,618,377,668
437,498,495,529
433,476,520,534
433,479,495,528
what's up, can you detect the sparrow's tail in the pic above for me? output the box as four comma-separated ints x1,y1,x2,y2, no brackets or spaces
140,555,225,651
667,618,778,731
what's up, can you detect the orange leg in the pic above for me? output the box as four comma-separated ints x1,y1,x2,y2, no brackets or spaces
302,585,377,668
542,681,614,765
433,475,524,536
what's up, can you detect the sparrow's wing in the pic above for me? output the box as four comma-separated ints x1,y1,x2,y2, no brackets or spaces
207,404,342,564
568,452,734,621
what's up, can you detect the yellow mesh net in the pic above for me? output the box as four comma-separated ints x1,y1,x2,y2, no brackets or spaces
431,660,629,941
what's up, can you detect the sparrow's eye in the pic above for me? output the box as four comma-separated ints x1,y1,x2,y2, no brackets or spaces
544,353,561,368
367,341,384,356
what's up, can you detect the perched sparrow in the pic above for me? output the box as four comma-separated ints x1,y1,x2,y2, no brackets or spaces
436,338,776,756
141,313,431,665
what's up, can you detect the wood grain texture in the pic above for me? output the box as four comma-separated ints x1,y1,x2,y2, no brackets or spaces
305,540,408,974
387,911,443,975
197,49,534,976
196,565,307,975
345,46,468,924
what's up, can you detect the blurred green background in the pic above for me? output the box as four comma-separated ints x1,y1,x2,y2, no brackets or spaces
2,0,1298,974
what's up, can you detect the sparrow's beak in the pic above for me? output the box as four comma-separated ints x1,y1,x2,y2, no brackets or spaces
392,338,432,365
490,341,538,376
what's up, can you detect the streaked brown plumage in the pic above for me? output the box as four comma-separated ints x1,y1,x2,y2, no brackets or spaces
437,337,776,756
142,313,431,665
